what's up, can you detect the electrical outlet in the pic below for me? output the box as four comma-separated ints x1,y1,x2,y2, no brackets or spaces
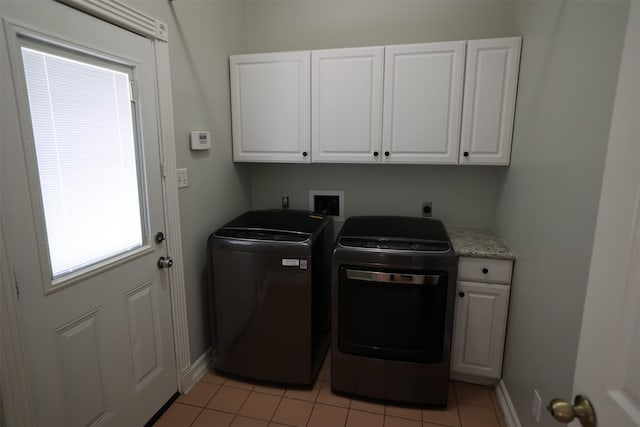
176,168,188,188
422,201,433,218
532,389,542,423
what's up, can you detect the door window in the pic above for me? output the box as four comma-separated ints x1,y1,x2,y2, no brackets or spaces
19,39,146,281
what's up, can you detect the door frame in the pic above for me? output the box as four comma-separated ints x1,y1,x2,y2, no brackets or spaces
0,1,190,424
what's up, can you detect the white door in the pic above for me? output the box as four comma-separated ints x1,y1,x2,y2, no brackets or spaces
555,3,640,426
382,41,465,164
311,46,384,163
230,51,311,163
1,3,177,426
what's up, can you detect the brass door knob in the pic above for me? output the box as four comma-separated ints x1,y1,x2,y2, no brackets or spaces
548,395,596,427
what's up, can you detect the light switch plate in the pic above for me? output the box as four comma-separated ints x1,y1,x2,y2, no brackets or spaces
176,168,188,188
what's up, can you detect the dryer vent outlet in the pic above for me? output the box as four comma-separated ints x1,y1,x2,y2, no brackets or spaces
309,190,344,221
422,202,433,218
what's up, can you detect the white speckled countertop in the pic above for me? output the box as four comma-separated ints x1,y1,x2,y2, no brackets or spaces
446,226,516,260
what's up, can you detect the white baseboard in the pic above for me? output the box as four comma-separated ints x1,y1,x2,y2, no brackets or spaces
450,372,497,386
178,347,217,394
495,379,522,427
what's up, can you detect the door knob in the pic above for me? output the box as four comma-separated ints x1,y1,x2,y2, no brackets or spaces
155,231,166,243
548,395,596,427
157,256,173,269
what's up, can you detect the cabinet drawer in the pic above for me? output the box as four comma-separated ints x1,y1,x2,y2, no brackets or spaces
458,257,512,284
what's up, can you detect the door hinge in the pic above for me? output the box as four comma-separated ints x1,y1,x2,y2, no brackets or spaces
14,274,20,299
160,162,167,178
130,80,139,103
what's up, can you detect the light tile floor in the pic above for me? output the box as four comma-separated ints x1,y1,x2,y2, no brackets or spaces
154,355,507,427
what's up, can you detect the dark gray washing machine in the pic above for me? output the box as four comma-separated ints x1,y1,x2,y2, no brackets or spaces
209,210,333,385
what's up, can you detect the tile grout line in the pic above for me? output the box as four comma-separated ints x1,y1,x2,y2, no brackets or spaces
451,382,465,427
265,391,282,424
185,406,204,427
232,386,258,425
186,375,502,427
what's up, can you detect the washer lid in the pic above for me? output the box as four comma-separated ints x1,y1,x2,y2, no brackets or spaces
339,216,450,245
216,210,330,237
214,227,310,242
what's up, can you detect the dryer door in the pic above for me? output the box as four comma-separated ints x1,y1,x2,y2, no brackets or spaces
338,267,449,363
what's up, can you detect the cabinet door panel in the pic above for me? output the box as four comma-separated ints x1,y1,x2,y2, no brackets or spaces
460,37,521,165
383,41,465,164
312,47,383,163
230,51,310,163
451,281,510,379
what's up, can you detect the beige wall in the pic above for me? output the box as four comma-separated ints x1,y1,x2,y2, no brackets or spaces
129,0,252,362
244,2,631,426
245,0,518,230
494,1,629,425
252,164,504,229
89,3,630,425
0,1,632,424
245,0,516,52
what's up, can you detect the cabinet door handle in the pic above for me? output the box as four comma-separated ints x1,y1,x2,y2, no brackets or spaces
463,151,470,157
384,151,390,157
302,151,308,157
373,151,379,157
458,291,465,297
482,268,489,274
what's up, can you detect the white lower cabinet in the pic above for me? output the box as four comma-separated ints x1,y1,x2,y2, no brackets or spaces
451,257,513,382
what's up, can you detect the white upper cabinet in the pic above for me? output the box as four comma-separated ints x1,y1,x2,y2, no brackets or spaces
382,41,465,164
459,37,521,165
230,51,311,163
229,37,521,165
311,47,384,163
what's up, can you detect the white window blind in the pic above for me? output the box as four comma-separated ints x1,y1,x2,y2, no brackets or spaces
21,46,144,279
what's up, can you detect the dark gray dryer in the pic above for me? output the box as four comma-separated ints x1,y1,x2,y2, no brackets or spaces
209,210,333,385
331,216,457,406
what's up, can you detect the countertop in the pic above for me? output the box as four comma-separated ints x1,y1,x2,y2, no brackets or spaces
446,226,516,260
